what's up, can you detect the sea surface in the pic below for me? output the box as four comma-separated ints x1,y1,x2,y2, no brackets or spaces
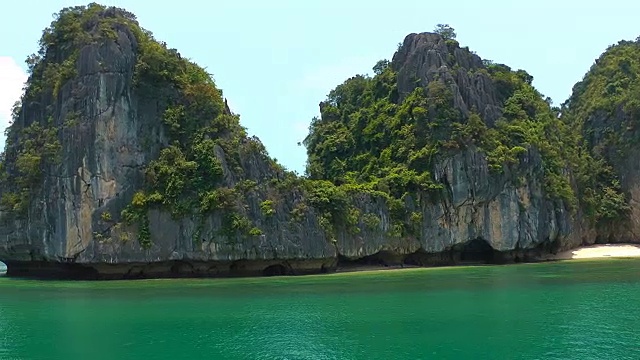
0,259,639,360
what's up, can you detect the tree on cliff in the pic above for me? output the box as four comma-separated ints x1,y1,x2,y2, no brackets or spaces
373,60,390,75
434,24,456,40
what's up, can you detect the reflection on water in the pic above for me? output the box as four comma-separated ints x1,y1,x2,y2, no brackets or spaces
0,259,639,359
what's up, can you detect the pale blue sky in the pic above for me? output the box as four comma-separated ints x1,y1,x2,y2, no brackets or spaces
1,0,639,173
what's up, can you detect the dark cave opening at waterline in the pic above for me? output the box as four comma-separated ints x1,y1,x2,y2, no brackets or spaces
262,264,289,276
455,239,497,264
338,239,502,269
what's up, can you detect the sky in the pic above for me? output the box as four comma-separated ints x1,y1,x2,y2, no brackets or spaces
1,0,640,174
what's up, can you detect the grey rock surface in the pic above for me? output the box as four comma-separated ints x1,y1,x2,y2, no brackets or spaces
0,24,596,278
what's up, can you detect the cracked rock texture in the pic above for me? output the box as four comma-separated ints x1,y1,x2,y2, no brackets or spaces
0,12,597,278
393,33,503,125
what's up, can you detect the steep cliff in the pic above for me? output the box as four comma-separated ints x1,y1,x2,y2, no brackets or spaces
0,5,626,279
561,39,640,242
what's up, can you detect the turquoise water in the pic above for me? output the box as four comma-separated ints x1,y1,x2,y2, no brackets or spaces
0,260,639,359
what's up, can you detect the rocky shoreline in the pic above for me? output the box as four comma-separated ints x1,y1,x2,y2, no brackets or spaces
4,243,639,280
1,240,610,280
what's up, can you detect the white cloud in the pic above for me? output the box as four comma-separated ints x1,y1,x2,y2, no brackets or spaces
0,57,28,152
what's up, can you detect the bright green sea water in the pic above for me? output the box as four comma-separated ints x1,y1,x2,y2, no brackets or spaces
0,259,639,360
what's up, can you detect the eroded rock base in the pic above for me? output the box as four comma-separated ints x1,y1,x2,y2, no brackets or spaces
338,239,563,269
1,239,565,280
3,258,337,280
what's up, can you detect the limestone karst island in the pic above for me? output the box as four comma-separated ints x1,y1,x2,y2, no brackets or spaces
1,4,640,281
3,3,640,360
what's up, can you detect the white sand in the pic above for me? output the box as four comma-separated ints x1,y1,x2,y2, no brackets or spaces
551,244,640,260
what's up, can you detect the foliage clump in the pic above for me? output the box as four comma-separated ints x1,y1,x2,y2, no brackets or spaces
434,24,456,40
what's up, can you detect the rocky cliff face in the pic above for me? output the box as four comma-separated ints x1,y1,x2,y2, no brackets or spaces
0,5,335,278
0,5,615,279
304,30,599,268
392,33,503,125
333,147,585,265
562,39,640,243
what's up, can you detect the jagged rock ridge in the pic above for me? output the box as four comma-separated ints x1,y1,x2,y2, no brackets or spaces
393,32,503,124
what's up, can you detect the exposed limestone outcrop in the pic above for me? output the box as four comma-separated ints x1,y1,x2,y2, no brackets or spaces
0,5,335,278
0,5,624,279
334,146,584,262
393,33,503,125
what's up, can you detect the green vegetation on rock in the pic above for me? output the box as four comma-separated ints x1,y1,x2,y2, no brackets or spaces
433,24,457,40
0,3,110,216
561,39,640,227
112,8,270,247
0,119,61,215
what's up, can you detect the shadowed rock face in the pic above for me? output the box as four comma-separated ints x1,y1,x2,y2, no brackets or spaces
574,101,640,243
0,11,148,264
559,39,640,245
0,8,599,279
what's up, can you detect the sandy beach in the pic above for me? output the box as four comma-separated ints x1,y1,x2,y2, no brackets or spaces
550,244,640,260
337,244,640,274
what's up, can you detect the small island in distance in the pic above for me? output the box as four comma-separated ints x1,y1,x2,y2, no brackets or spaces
1,4,640,279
